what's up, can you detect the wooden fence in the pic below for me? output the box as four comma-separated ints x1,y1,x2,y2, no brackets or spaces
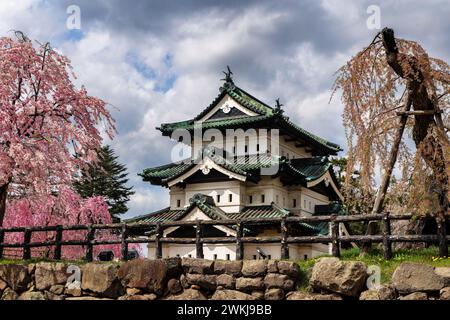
0,213,448,261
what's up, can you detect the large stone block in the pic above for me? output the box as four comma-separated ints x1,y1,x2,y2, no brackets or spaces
264,288,284,300
1,287,19,300
216,274,236,290
392,263,446,294
181,258,214,274
18,291,46,300
0,264,31,292
309,257,367,297
285,291,342,300
276,261,299,278
236,277,264,292
184,273,217,291
211,289,257,300
82,263,123,298
166,288,207,300
118,259,167,295
435,267,450,286
264,273,295,291
241,260,267,277
163,257,183,278
399,292,428,300
440,287,450,300
35,262,68,291
214,260,242,276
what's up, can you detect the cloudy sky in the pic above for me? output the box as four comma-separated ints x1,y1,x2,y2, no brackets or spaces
1,0,449,219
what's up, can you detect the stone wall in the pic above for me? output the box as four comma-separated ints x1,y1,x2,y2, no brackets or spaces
1,257,449,300
0,258,300,300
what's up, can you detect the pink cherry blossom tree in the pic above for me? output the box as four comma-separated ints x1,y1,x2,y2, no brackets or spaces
3,187,128,259
0,32,115,226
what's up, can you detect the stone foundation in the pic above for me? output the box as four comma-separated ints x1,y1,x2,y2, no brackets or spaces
1,258,449,300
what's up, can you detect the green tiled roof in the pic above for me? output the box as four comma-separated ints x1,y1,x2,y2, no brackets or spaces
126,207,185,223
140,152,333,188
227,205,289,219
126,194,322,235
156,83,341,155
286,157,332,182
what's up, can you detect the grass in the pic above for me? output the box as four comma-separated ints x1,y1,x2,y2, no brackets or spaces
296,246,450,290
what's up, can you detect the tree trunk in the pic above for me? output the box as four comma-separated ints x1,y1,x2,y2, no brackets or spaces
0,183,8,227
363,28,449,256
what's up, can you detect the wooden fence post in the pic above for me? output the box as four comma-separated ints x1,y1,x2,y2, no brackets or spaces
155,223,163,259
330,215,340,258
121,224,129,261
281,217,289,259
236,221,244,260
54,225,63,260
0,228,4,259
196,221,204,259
437,215,448,258
85,226,95,262
23,229,32,260
382,212,392,259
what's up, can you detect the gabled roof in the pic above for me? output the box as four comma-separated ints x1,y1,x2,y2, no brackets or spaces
156,79,341,155
126,194,324,235
140,152,335,186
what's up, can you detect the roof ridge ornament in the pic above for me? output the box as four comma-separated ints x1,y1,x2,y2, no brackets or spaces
274,98,284,115
219,65,236,92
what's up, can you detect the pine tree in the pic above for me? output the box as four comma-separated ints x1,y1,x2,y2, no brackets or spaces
74,146,134,222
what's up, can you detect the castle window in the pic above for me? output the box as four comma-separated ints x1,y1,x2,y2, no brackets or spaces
293,199,297,208
216,194,221,203
213,254,217,260
261,194,265,203
176,199,181,207
245,145,248,153
226,254,230,261
304,254,308,261
256,144,260,152
304,199,307,208
249,195,253,204
229,194,233,202
253,255,257,260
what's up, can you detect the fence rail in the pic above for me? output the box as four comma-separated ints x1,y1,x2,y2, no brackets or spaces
0,213,448,261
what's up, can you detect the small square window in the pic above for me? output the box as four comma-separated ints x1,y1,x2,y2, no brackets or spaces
188,254,192,258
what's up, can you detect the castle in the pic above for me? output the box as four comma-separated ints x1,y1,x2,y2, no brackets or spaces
129,69,343,260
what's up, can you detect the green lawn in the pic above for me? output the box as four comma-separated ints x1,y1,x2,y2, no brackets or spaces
296,246,450,289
